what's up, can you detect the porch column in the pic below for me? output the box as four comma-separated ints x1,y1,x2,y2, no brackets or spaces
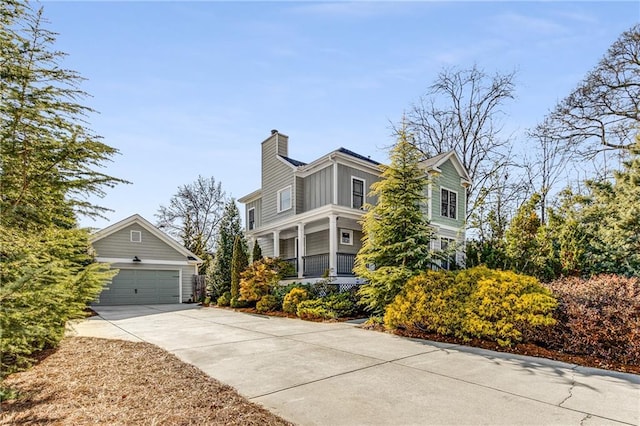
329,215,337,277
297,223,305,278
273,230,280,258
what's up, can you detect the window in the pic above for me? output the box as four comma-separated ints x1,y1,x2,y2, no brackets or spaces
441,188,457,219
352,177,365,209
130,230,142,243
277,186,292,212
340,229,353,245
248,208,255,230
440,237,456,270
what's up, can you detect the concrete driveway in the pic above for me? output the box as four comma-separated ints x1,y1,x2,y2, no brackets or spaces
70,304,640,426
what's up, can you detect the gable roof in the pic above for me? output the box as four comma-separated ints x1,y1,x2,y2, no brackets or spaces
279,155,307,167
90,214,203,263
421,150,472,185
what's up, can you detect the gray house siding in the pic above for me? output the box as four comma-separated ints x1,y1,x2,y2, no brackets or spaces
337,164,380,208
246,198,262,230
262,135,295,224
431,159,467,229
305,230,328,256
303,165,333,212
92,224,185,262
280,238,296,259
295,177,304,214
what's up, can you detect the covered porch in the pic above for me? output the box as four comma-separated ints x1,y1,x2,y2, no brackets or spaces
248,207,363,280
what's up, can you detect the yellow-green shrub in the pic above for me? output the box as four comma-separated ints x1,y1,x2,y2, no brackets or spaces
462,268,557,346
296,299,336,320
256,294,280,313
384,266,557,346
283,287,309,314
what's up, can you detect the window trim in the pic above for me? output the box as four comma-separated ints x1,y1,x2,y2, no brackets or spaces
277,185,292,213
247,207,255,230
340,228,353,246
130,230,142,243
440,187,458,220
351,176,365,210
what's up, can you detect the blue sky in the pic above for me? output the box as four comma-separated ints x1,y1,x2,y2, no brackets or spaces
39,1,638,230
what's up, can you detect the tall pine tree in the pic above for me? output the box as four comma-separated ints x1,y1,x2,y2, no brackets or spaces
354,129,435,313
1,1,127,230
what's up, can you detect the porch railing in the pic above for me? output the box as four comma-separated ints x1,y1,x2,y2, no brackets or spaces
303,253,329,277
336,252,356,276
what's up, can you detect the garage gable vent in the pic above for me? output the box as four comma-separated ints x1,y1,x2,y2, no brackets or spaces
130,230,142,243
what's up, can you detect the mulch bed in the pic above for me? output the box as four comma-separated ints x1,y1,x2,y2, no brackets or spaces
1,337,293,426
214,305,640,374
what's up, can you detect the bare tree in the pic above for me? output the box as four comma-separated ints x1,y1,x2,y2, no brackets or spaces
533,24,639,159
156,175,227,254
524,123,572,224
404,65,517,222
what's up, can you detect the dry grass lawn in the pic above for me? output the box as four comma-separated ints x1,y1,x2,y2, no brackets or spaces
1,337,293,426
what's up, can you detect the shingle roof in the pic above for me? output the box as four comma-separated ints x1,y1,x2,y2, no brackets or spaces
280,155,307,167
337,147,381,165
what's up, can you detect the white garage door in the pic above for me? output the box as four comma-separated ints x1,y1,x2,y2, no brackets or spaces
97,269,180,305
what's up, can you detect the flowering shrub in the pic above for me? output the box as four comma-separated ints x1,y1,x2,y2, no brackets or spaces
384,266,557,346
527,274,640,364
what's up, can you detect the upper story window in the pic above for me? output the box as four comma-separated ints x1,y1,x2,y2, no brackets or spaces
352,177,365,210
248,208,255,230
130,230,142,243
277,186,292,213
441,188,457,219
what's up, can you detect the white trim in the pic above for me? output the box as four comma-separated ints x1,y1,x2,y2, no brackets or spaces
339,228,353,246
238,189,262,203
440,186,458,220
432,222,464,233
179,269,183,302
427,183,433,220
277,155,298,168
130,230,142,243
351,176,366,210
248,207,256,231
90,214,203,264
277,185,293,213
333,161,338,205
296,150,380,178
96,257,197,266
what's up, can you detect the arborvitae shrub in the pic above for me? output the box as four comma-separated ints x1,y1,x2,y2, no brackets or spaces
528,275,640,364
283,287,309,314
384,266,557,346
256,294,280,313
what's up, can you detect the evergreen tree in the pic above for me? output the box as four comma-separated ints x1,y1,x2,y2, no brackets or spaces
354,129,435,313
251,240,263,263
504,194,542,276
1,2,127,230
230,235,249,299
0,2,124,375
209,200,243,297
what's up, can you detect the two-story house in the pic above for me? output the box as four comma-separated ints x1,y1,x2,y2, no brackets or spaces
238,130,471,283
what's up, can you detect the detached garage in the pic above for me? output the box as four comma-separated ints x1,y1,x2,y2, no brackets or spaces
90,214,203,306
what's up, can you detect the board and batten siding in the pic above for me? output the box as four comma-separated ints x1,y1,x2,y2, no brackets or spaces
337,164,380,208
261,134,295,225
430,158,467,230
92,224,185,261
303,165,333,212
